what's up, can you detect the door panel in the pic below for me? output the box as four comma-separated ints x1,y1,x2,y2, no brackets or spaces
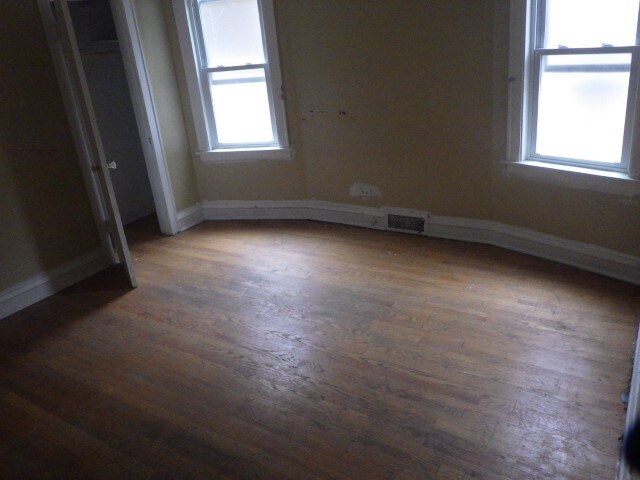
51,0,137,287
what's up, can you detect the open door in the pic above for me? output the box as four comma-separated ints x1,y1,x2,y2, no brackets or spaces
45,0,137,287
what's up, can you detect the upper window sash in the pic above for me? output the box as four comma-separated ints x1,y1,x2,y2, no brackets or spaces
194,0,267,69
534,0,640,50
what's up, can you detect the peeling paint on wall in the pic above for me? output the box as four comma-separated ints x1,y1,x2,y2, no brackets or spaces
304,105,354,120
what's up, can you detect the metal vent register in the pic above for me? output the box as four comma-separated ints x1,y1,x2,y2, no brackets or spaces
387,214,425,233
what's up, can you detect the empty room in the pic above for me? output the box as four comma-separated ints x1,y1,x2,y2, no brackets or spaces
1,0,640,478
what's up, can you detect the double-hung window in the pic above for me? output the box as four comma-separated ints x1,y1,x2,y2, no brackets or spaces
507,0,640,193
174,0,290,162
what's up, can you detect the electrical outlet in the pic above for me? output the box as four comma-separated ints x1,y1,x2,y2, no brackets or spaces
349,182,381,198
359,186,374,197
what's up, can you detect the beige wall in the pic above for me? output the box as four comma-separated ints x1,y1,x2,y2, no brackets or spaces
278,0,494,217
132,0,200,211
0,1,100,292
151,0,639,256
161,0,494,212
159,0,308,202
1,0,637,298
490,0,640,256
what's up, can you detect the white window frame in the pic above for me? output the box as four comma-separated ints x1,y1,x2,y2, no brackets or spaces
174,0,291,163
506,0,640,196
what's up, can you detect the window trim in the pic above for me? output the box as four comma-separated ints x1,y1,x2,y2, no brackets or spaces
173,0,291,162
506,0,640,193
530,48,636,173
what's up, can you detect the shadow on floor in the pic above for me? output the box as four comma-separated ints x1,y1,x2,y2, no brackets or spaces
0,265,131,356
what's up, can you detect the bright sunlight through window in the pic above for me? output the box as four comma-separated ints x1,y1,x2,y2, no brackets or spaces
175,0,289,159
531,0,640,168
198,0,275,146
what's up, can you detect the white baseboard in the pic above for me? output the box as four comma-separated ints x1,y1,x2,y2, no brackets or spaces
202,200,390,228
0,249,110,320
427,216,640,285
180,200,640,285
177,203,205,232
3,202,635,321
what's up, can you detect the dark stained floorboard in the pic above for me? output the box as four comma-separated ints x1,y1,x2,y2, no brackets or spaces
1,218,638,479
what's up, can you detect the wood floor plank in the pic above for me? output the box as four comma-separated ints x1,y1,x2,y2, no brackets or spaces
1,218,637,479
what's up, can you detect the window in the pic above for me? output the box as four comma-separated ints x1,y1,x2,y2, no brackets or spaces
507,0,640,193
174,0,291,162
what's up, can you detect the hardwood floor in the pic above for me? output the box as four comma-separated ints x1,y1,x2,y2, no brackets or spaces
1,218,638,479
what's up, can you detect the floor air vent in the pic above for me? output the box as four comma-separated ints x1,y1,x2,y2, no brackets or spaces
387,214,425,233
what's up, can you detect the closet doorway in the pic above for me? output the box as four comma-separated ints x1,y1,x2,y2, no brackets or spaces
68,0,155,226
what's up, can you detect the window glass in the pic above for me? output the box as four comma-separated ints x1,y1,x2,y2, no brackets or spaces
209,69,274,144
535,54,631,163
546,53,631,67
544,0,639,48
198,0,265,67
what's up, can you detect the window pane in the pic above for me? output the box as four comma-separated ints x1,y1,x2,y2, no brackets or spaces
544,0,639,48
535,54,630,164
546,53,630,68
209,68,274,145
198,0,265,67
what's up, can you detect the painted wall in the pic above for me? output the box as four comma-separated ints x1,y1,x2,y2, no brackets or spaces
490,0,640,256
160,0,493,212
2,0,634,300
161,0,308,202
279,0,494,218
0,1,100,291
132,0,200,212
148,0,638,256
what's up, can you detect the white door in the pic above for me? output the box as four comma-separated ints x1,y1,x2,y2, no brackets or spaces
47,0,137,287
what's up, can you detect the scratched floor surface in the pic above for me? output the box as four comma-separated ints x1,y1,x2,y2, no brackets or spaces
1,218,638,479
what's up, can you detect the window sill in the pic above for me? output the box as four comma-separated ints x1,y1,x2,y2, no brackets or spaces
502,160,640,198
198,147,293,164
